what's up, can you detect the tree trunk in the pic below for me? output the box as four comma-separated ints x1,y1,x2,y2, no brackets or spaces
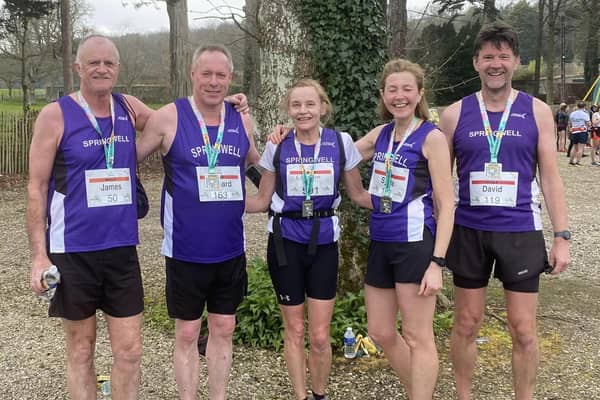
166,0,190,100
255,0,313,138
21,18,30,114
584,0,599,89
544,0,555,104
533,0,544,97
389,0,407,57
243,0,260,110
61,0,73,94
483,0,496,24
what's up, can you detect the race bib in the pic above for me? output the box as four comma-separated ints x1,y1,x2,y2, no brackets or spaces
197,166,243,202
469,170,518,207
368,160,409,202
85,168,132,208
286,163,334,197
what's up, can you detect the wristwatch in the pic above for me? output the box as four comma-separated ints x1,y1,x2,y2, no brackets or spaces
430,255,446,267
553,230,571,240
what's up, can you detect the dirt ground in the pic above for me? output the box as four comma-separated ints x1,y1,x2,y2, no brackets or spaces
0,152,599,399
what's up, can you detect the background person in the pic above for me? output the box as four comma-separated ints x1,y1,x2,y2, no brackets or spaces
555,102,569,152
568,101,590,165
590,105,600,165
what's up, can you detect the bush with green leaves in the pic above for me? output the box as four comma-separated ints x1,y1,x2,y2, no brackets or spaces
234,258,284,351
145,258,455,353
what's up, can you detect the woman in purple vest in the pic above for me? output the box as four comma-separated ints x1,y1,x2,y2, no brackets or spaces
355,59,455,399
247,79,371,400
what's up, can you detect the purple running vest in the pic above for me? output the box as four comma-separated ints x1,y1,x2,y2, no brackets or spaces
453,92,542,231
271,128,343,244
48,94,138,253
161,99,249,263
369,121,436,242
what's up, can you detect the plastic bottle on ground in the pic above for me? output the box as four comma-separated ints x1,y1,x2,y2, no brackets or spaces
343,327,356,359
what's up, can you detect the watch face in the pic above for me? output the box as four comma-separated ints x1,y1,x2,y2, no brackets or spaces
556,231,571,240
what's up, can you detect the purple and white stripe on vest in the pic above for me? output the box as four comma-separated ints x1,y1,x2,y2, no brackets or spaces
268,128,344,245
161,99,249,263
369,120,436,242
453,91,542,232
49,93,138,253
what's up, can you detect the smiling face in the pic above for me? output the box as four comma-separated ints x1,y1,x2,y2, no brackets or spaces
381,71,423,121
287,86,326,136
75,37,120,95
473,41,520,94
191,50,232,109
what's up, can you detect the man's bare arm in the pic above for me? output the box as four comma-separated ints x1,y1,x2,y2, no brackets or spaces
27,103,63,293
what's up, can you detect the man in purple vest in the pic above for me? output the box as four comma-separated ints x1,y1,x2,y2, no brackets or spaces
137,44,259,400
27,35,154,399
439,22,571,400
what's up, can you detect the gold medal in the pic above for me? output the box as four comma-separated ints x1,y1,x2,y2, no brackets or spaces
484,162,502,179
302,199,314,218
207,173,220,189
380,196,392,214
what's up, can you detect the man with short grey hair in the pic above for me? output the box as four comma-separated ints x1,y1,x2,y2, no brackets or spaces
137,43,259,400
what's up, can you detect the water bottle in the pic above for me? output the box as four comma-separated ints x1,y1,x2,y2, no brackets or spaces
40,265,61,301
100,380,111,396
343,327,356,359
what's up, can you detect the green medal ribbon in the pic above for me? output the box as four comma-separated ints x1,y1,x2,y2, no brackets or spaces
475,90,517,163
293,128,322,200
77,91,116,169
189,96,225,173
383,117,419,198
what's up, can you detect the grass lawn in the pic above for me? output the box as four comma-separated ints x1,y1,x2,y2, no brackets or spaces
0,100,45,113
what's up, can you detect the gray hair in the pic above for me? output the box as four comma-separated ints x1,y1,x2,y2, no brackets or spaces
191,44,233,73
75,34,120,64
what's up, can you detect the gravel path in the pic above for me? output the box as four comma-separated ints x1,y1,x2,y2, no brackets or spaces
0,153,599,399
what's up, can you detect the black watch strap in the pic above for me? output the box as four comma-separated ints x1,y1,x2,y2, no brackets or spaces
553,230,571,240
430,255,446,267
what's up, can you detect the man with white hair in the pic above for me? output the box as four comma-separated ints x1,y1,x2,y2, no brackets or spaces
137,44,259,400
27,34,153,399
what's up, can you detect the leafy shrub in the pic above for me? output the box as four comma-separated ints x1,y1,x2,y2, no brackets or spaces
145,257,454,353
234,258,284,351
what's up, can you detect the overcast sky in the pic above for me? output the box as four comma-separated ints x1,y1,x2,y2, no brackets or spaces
84,0,426,35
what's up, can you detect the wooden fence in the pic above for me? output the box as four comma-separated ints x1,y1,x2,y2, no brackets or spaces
0,111,38,175
0,111,163,176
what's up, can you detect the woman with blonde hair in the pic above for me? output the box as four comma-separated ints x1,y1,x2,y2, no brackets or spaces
247,79,371,400
355,58,454,399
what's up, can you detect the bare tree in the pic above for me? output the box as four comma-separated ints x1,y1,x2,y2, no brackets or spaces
114,34,149,92
243,0,260,107
389,0,407,57
61,0,73,94
0,0,56,113
254,0,313,136
533,0,544,97
166,0,190,99
130,0,190,99
583,0,599,89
